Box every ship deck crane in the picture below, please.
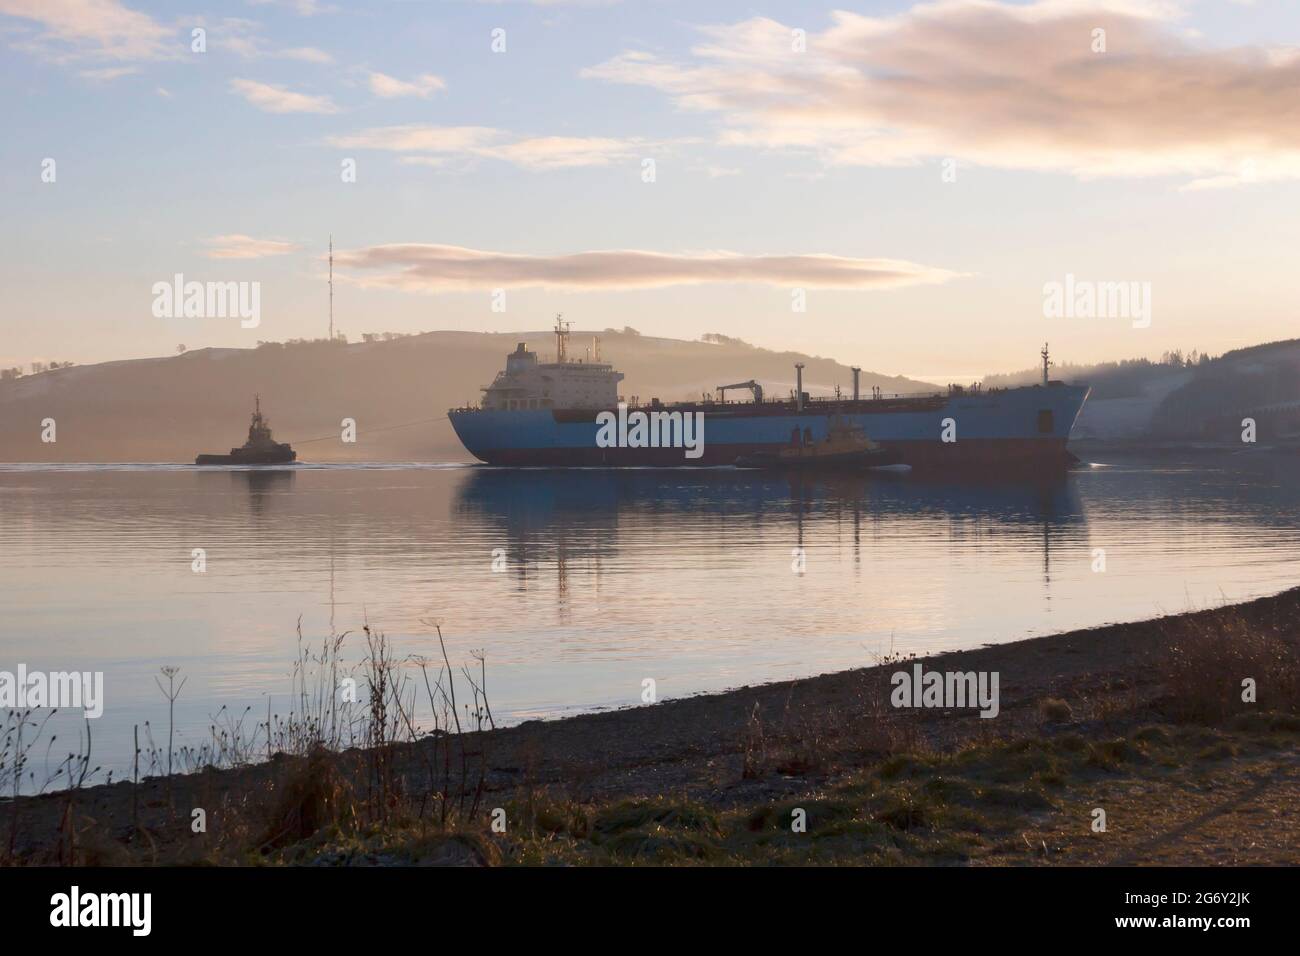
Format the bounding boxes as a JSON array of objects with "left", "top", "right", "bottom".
[{"left": 717, "top": 380, "right": 763, "bottom": 405}]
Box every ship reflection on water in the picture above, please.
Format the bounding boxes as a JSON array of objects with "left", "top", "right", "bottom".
[
  {"left": 233, "top": 467, "right": 295, "bottom": 515},
  {"left": 454, "top": 467, "right": 1086, "bottom": 593},
  {"left": 2, "top": 455, "right": 1298, "bottom": 781}
]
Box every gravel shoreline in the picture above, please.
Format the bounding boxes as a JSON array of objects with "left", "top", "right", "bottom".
[{"left": 5, "top": 585, "right": 1298, "bottom": 865}]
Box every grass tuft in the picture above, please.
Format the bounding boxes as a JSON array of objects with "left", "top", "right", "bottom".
[{"left": 1038, "top": 698, "right": 1073, "bottom": 723}]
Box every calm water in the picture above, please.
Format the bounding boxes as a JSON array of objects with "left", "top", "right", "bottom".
[{"left": 2, "top": 453, "right": 1298, "bottom": 785}]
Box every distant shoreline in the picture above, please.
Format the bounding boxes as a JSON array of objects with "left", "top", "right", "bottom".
[{"left": 1074, "top": 440, "right": 1299, "bottom": 455}]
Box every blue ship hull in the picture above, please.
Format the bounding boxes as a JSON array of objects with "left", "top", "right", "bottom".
[{"left": 448, "top": 384, "right": 1090, "bottom": 471}]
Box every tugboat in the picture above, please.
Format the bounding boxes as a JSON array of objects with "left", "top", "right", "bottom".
[
  {"left": 195, "top": 396, "right": 297, "bottom": 465},
  {"left": 734, "top": 415, "right": 894, "bottom": 469}
]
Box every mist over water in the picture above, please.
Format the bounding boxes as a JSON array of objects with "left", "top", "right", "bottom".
[{"left": 1, "top": 453, "right": 1298, "bottom": 785}]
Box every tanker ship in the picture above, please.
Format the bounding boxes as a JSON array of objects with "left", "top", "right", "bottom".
[{"left": 448, "top": 321, "right": 1089, "bottom": 470}]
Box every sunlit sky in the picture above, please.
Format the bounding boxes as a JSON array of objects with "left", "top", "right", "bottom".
[{"left": 3, "top": 0, "right": 1299, "bottom": 381}]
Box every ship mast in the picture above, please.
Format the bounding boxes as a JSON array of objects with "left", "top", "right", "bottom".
[
  {"left": 554, "top": 314, "right": 570, "bottom": 364},
  {"left": 328, "top": 235, "right": 334, "bottom": 342}
]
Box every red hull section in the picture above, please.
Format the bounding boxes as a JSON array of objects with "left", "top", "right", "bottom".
[{"left": 473, "top": 438, "right": 1072, "bottom": 470}]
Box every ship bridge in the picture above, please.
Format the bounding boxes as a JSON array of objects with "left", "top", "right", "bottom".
[{"left": 482, "top": 321, "right": 623, "bottom": 411}]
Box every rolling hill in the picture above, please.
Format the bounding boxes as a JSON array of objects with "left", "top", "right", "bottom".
[{"left": 0, "top": 330, "right": 936, "bottom": 462}]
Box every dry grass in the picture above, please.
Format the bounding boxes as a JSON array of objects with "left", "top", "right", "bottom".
[
  {"left": 257, "top": 747, "right": 352, "bottom": 851},
  {"left": 1, "top": 620, "right": 500, "bottom": 866},
  {"left": 1154, "top": 609, "right": 1300, "bottom": 723},
  {"left": 5, "top": 589, "right": 1300, "bottom": 866},
  {"left": 740, "top": 666, "right": 927, "bottom": 782},
  {"left": 1038, "top": 698, "right": 1073, "bottom": 723}
]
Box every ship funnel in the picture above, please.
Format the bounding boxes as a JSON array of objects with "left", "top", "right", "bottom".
[
  {"left": 851, "top": 366, "right": 861, "bottom": 401},
  {"left": 795, "top": 363, "right": 805, "bottom": 412}
]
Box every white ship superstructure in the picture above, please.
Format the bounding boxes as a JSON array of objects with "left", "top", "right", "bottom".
[{"left": 482, "top": 319, "right": 623, "bottom": 411}]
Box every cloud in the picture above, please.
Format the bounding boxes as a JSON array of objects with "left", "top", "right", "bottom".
[
  {"left": 216, "top": 18, "right": 333, "bottom": 63},
  {"left": 77, "top": 64, "right": 139, "bottom": 81},
  {"left": 279, "top": 46, "right": 332, "bottom": 63},
  {"left": 327, "top": 124, "right": 665, "bottom": 169},
  {"left": 582, "top": 0, "right": 1300, "bottom": 187},
  {"left": 332, "top": 243, "right": 963, "bottom": 292},
  {"left": 367, "top": 71, "right": 445, "bottom": 98},
  {"left": 473, "top": 0, "right": 621, "bottom": 5},
  {"left": 0, "top": 0, "right": 174, "bottom": 62},
  {"left": 203, "top": 235, "right": 301, "bottom": 259},
  {"left": 483, "top": 136, "right": 647, "bottom": 169},
  {"left": 246, "top": 0, "right": 330, "bottom": 15},
  {"left": 230, "top": 78, "right": 337, "bottom": 113},
  {"left": 330, "top": 124, "right": 498, "bottom": 151}
]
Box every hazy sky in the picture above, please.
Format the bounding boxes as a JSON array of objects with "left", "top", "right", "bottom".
[{"left": 3, "top": 0, "right": 1299, "bottom": 381}]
